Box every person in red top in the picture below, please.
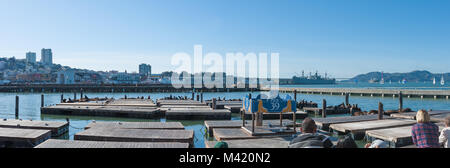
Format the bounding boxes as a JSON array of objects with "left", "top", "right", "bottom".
[{"left": 411, "top": 110, "right": 440, "bottom": 148}]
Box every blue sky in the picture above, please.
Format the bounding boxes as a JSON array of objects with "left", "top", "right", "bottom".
[{"left": 0, "top": 0, "right": 449, "bottom": 78}]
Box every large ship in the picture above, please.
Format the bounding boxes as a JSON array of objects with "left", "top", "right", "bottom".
[{"left": 280, "top": 71, "right": 336, "bottom": 85}]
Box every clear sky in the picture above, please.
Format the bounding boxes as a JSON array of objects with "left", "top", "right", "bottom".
[{"left": 0, "top": 0, "right": 449, "bottom": 78}]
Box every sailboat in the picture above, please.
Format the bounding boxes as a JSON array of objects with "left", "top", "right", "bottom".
[
  {"left": 380, "top": 72, "right": 385, "bottom": 85},
  {"left": 402, "top": 78, "right": 407, "bottom": 84},
  {"left": 433, "top": 77, "right": 436, "bottom": 85},
  {"left": 441, "top": 75, "right": 445, "bottom": 86}
]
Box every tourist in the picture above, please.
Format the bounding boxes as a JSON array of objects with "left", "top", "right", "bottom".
[
  {"left": 411, "top": 110, "right": 440, "bottom": 148},
  {"left": 288, "top": 117, "right": 333, "bottom": 148},
  {"left": 335, "top": 135, "right": 358, "bottom": 148},
  {"left": 439, "top": 116, "right": 450, "bottom": 148},
  {"left": 364, "top": 139, "right": 388, "bottom": 148}
]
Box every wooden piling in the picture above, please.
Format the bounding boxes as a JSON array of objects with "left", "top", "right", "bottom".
[
  {"left": 322, "top": 99, "right": 327, "bottom": 118},
  {"left": 41, "top": 94, "right": 44, "bottom": 107},
  {"left": 212, "top": 98, "right": 217, "bottom": 109},
  {"left": 74, "top": 92, "right": 77, "bottom": 100},
  {"left": 60, "top": 94, "right": 64, "bottom": 103},
  {"left": 378, "top": 102, "right": 384, "bottom": 120},
  {"left": 192, "top": 92, "right": 195, "bottom": 100},
  {"left": 399, "top": 91, "right": 403, "bottom": 113},
  {"left": 294, "top": 90, "right": 297, "bottom": 102},
  {"left": 196, "top": 94, "right": 200, "bottom": 101},
  {"left": 15, "top": 96, "right": 19, "bottom": 119},
  {"left": 200, "top": 92, "right": 203, "bottom": 103},
  {"left": 345, "top": 93, "right": 349, "bottom": 106},
  {"left": 80, "top": 89, "right": 83, "bottom": 100}
]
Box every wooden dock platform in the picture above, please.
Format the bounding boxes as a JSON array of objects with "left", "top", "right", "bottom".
[
  {"left": 303, "top": 107, "right": 350, "bottom": 115},
  {"left": 365, "top": 123, "right": 445, "bottom": 148},
  {"left": 157, "top": 100, "right": 206, "bottom": 106},
  {"left": 84, "top": 121, "right": 185, "bottom": 130},
  {"left": 430, "top": 113, "right": 450, "bottom": 122},
  {"left": 74, "top": 128, "right": 194, "bottom": 147},
  {"left": 391, "top": 110, "right": 450, "bottom": 120},
  {"left": 165, "top": 109, "right": 231, "bottom": 120},
  {"left": 0, "top": 127, "right": 51, "bottom": 148},
  {"left": 205, "top": 137, "right": 291, "bottom": 148},
  {"left": 204, "top": 120, "right": 298, "bottom": 136},
  {"left": 313, "top": 115, "right": 393, "bottom": 131},
  {"left": 243, "top": 111, "right": 307, "bottom": 120},
  {"left": 329, "top": 119, "right": 417, "bottom": 140},
  {"left": 0, "top": 119, "right": 68, "bottom": 137},
  {"left": 35, "top": 139, "right": 189, "bottom": 148},
  {"left": 41, "top": 105, "right": 162, "bottom": 119},
  {"left": 213, "top": 128, "right": 255, "bottom": 141},
  {"left": 224, "top": 105, "right": 243, "bottom": 113}
]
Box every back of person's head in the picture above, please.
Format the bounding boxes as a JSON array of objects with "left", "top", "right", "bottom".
[
  {"left": 416, "top": 110, "right": 430, "bottom": 123},
  {"left": 445, "top": 116, "right": 450, "bottom": 127},
  {"left": 368, "top": 139, "right": 388, "bottom": 148},
  {"left": 335, "top": 135, "right": 358, "bottom": 148},
  {"left": 301, "top": 117, "right": 317, "bottom": 133}
]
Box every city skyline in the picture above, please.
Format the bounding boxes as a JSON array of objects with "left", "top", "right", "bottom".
[{"left": 1, "top": 0, "right": 450, "bottom": 78}]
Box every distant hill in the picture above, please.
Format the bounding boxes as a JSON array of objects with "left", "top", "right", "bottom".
[{"left": 346, "top": 70, "right": 449, "bottom": 83}]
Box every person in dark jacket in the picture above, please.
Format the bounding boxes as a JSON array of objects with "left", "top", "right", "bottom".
[{"left": 289, "top": 117, "right": 333, "bottom": 148}]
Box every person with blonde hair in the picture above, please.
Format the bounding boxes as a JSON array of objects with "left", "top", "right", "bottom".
[{"left": 411, "top": 110, "right": 440, "bottom": 148}]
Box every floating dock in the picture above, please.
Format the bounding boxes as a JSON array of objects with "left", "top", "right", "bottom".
[
  {"left": 42, "top": 99, "right": 162, "bottom": 119},
  {"left": 84, "top": 121, "right": 185, "bottom": 130},
  {"left": 35, "top": 139, "right": 189, "bottom": 148},
  {"left": 365, "top": 123, "right": 445, "bottom": 148},
  {"left": 205, "top": 137, "right": 291, "bottom": 148},
  {"left": 313, "top": 115, "right": 393, "bottom": 131},
  {"left": 74, "top": 128, "right": 194, "bottom": 147},
  {"left": 204, "top": 120, "right": 298, "bottom": 136},
  {"left": 329, "top": 119, "right": 417, "bottom": 140},
  {"left": 303, "top": 107, "right": 350, "bottom": 115},
  {"left": 165, "top": 109, "right": 231, "bottom": 120},
  {"left": 0, "top": 127, "right": 51, "bottom": 148},
  {"left": 42, "top": 105, "right": 162, "bottom": 119},
  {"left": 0, "top": 119, "right": 68, "bottom": 137},
  {"left": 157, "top": 100, "right": 206, "bottom": 106},
  {"left": 391, "top": 110, "right": 450, "bottom": 120}
]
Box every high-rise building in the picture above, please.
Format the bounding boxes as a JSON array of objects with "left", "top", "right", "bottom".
[
  {"left": 139, "top": 64, "right": 152, "bottom": 76},
  {"left": 41, "top": 48, "right": 53, "bottom": 65},
  {"left": 26, "top": 52, "right": 36, "bottom": 63}
]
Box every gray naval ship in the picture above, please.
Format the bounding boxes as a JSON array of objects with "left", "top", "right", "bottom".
[{"left": 280, "top": 71, "right": 336, "bottom": 85}]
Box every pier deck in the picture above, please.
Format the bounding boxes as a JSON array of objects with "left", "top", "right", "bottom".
[
  {"left": 74, "top": 128, "right": 194, "bottom": 147},
  {"left": 205, "top": 137, "right": 291, "bottom": 148},
  {"left": 270, "top": 88, "right": 450, "bottom": 99},
  {"left": 365, "top": 123, "right": 445, "bottom": 148},
  {"left": 329, "top": 119, "right": 417, "bottom": 140},
  {"left": 313, "top": 115, "right": 393, "bottom": 131},
  {"left": 0, "top": 127, "right": 51, "bottom": 148},
  {"left": 0, "top": 119, "right": 68, "bottom": 137},
  {"left": 35, "top": 139, "right": 189, "bottom": 148},
  {"left": 84, "top": 121, "right": 185, "bottom": 130},
  {"left": 390, "top": 110, "right": 450, "bottom": 120},
  {"left": 165, "top": 109, "right": 231, "bottom": 120}
]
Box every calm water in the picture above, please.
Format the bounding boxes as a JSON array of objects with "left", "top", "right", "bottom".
[{"left": 0, "top": 85, "right": 449, "bottom": 148}]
